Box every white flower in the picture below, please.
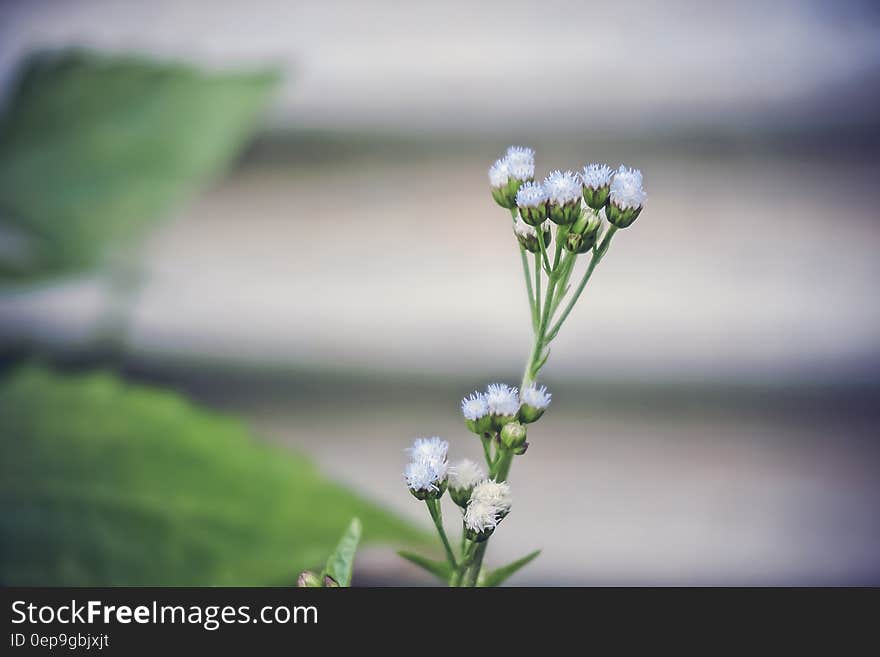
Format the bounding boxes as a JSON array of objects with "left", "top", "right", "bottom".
[
  {"left": 404, "top": 459, "right": 448, "bottom": 492},
  {"left": 543, "top": 170, "right": 582, "bottom": 205},
  {"left": 448, "top": 459, "right": 485, "bottom": 492},
  {"left": 515, "top": 181, "right": 547, "bottom": 208},
  {"left": 464, "top": 499, "right": 500, "bottom": 533},
  {"left": 460, "top": 392, "right": 489, "bottom": 421},
  {"left": 488, "top": 158, "right": 510, "bottom": 188},
  {"left": 471, "top": 479, "right": 512, "bottom": 514},
  {"left": 407, "top": 436, "right": 449, "bottom": 467},
  {"left": 610, "top": 165, "right": 646, "bottom": 209},
  {"left": 581, "top": 163, "right": 613, "bottom": 189},
  {"left": 506, "top": 145, "right": 535, "bottom": 166},
  {"left": 521, "top": 384, "right": 552, "bottom": 410},
  {"left": 485, "top": 383, "right": 520, "bottom": 416}
]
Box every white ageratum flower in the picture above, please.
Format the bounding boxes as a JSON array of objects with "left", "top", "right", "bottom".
[
  {"left": 506, "top": 145, "right": 535, "bottom": 165},
  {"left": 404, "top": 436, "right": 449, "bottom": 498},
  {"left": 488, "top": 157, "right": 511, "bottom": 188},
  {"left": 460, "top": 392, "right": 489, "bottom": 422},
  {"left": 449, "top": 459, "right": 485, "bottom": 492},
  {"left": 521, "top": 384, "right": 552, "bottom": 409},
  {"left": 471, "top": 479, "right": 513, "bottom": 515},
  {"left": 543, "top": 170, "right": 582, "bottom": 205},
  {"left": 464, "top": 499, "right": 500, "bottom": 534},
  {"left": 609, "top": 165, "right": 646, "bottom": 210},
  {"left": 515, "top": 181, "right": 547, "bottom": 209},
  {"left": 407, "top": 436, "right": 449, "bottom": 467},
  {"left": 581, "top": 163, "right": 613, "bottom": 190},
  {"left": 485, "top": 383, "right": 520, "bottom": 419},
  {"left": 404, "top": 459, "right": 447, "bottom": 493}
]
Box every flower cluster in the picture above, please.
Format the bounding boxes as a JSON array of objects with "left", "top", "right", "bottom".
[
  {"left": 490, "top": 147, "right": 647, "bottom": 249},
  {"left": 404, "top": 436, "right": 449, "bottom": 500},
  {"left": 399, "top": 144, "right": 646, "bottom": 586}
]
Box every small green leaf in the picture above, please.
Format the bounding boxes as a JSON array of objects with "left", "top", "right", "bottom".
[
  {"left": 322, "top": 518, "right": 362, "bottom": 587},
  {"left": 397, "top": 550, "right": 453, "bottom": 583},
  {"left": 481, "top": 549, "right": 541, "bottom": 587}
]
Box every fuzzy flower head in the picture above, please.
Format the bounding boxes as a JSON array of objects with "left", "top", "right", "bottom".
[
  {"left": 506, "top": 145, "right": 535, "bottom": 166},
  {"left": 404, "top": 436, "right": 449, "bottom": 499},
  {"left": 407, "top": 436, "right": 449, "bottom": 467},
  {"left": 449, "top": 459, "right": 486, "bottom": 492},
  {"left": 521, "top": 384, "right": 552, "bottom": 409},
  {"left": 581, "top": 163, "right": 614, "bottom": 190},
  {"left": 543, "top": 170, "right": 582, "bottom": 205},
  {"left": 543, "top": 170, "right": 583, "bottom": 225},
  {"left": 471, "top": 479, "right": 513, "bottom": 515},
  {"left": 464, "top": 499, "right": 500, "bottom": 535},
  {"left": 448, "top": 458, "right": 486, "bottom": 508},
  {"left": 461, "top": 391, "right": 491, "bottom": 434},
  {"left": 520, "top": 383, "right": 551, "bottom": 423},
  {"left": 488, "top": 158, "right": 511, "bottom": 188},
  {"left": 484, "top": 383, "right": 520, "bottom": 421},
  {"left": 610, "top": 165, "right": 647, "bottom": 210},
  {"left": 515, "top": 181, "right": 547, "bottom": 209}
]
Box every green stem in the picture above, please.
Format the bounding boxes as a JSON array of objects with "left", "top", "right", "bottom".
[
  {"left": 480, "top": 433, "right": 493, "bottom": 468},
  {"left": 462, "top": 541, "right": 488, "bottom": 587},
  {"left": 536, "top": 228, "right": 552, "bottom": 273},
  {"left": 534, "top": 251, "right": 541, "bottom": 333},
  {"left": 546, "top": 226, "right": 617, "bottom": 342},
  {"left": 426, "top": 499, "right": 457, "bottom": 569}
]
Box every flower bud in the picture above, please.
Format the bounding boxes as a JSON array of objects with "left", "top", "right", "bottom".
[
  {"left": 543, "top": 170, "right": 582, "bottom": 226},
  {"left": 607, "top": 165, "right": 646, "bottom": 228},
  {"left": 500, "top": 421, "right": 527, "bottom": 449},
  {"left": 514, "top": 217, "right": 551, "bottom": 254},
  {"left": 297, "top": 570, "right": 322, "bottom": 588},
  {"left": 489, "top": 158, "right": 517, "bottom": 209},
  {"left": 323, "top": 575, "right": 340, "bottom": 587},
  {"left": 565, "top": 212, "right": 602, "bottom": 253},
  {"left": 513, "top": 442, "right": 529, "bottom": 455},
  {"left": 581, "top": 163, "right": 613, "bottom": 210}
]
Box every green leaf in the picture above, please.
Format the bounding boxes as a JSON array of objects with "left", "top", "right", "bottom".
[
  {"left": 0, "top": 50, "right": 278, "bottom": 281},
  {"left": 0, "top": 366, "right": 427, "bottom": 585},
  {"left": 481, "top": 550, "right": 541, "bottom": 587},
  {"left": 322, "top": 518, "right": 362, "bottom": 587},
  {"left": 397, "top": 550, "right": 453, "bottom": 583}
]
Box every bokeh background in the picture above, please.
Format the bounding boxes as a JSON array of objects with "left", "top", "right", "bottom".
[{"left": 1, "top": 0, "right": 879, "bottom": 585}]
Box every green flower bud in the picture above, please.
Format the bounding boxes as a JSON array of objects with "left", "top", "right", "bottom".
[
  {"left": 583, "top": 184, "right": 610, "bottom": 211},
  {"left": 297, "top": 570, "right": 323, "bottom": 588},
  {"left": 491, "top": 413, "right": 517, "bottom": 431},
  {"left": 465, "top": 525, "right": 495, "bottom": 543},
  {"left": 548, "top": 200, "right": 581, "bottom": 226},
  {"left": 605, "top": 201, "right": 642, "bottom": 228},
  {"left": 465, "top": 414, "right": 492, "bottom": 435},
  {"left": 500, "top": 421, "right": 527, "bottom": 449},
  {"left": 514, "top": 219, "right": 551, "bottom": 254},
  {"left": 513, "top": 441, "right": 529, "bottom": 455},
  {"left": 409, "top": 478, "right": 447, "bottom": 501}
]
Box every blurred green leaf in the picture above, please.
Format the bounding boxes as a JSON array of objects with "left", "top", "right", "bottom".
[
  {"left": 397, "top": 550, "right": 452, "bottom": 583},
  {"left": 481, "top": 549, "right": 541, "bottom": 587},
  {"left": 0, "top": 50, "right": 278, "bottom": 281},
  {"left": 0, "top": 366, "right": 425, "bottom": 585},
  {"left": 322, "top": 518, "right": 361, "bottom": 587}
]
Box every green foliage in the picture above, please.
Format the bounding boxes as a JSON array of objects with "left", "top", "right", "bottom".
[
  {"left": 481, "top": 550, "right": 541, "bottom": 587},
  {"left": 322, "top": 518, "right": 361, "bottom": 586},
  {"left": 0, "top": 366, "right": 425, "bottom": 585},
  {"left": 0, "top": 50, "right": 278, "bottom": 281},
  {"left": 397, "top": 550, "right": 453, "bottom": 583}
]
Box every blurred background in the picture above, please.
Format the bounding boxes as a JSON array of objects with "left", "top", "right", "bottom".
[{"left": 1, "top": 0, "right": 879, "bottom": 585}]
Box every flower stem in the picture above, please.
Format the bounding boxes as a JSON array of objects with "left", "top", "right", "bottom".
[{"left": 425, "top": 499, "right": 457, "bottom": 570}]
